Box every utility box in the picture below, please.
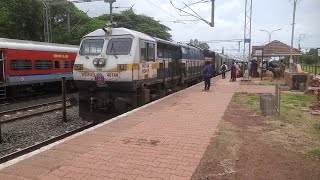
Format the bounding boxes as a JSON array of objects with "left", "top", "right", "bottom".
[
  {"left": 260, "top": 93, "right": 276, "bottom": 116},
  {"left": 284, "top": 71, "right": 311, "bottom": 91}
]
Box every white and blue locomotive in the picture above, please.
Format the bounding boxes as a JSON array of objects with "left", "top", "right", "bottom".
[{"left": 73, "top": 27, "right": 233, "bottom": 122}]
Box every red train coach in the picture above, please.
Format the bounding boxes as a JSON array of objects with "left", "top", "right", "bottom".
[{"left": 0, "top": 38, "right": 79, "bottom": 99}]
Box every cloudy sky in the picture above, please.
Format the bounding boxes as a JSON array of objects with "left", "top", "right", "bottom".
[{"left": 72, "top": 0, "right": 320, "bottom": 59}]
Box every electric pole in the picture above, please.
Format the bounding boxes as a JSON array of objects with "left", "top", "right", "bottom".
[
  {"left": 210, "top": 0, "right": 215, "bottom": 27},
  {"left": 67, "top": 7, "right": 71, "bottom": 32},
  {"left": 298, "top": 34, "right": 306, "bottom": 52},
  {"left": 289, "top": 0, "right": 298, "bottom": 72},
  {"left": 43, "top": 1, "right": 52, "bottom": 43},
  {"left": 242, "top": 0, "right": 252, "bottom": 80}
]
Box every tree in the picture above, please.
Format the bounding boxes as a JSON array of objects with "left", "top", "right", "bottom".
[
  {"left": 300, "top": 48, "right": 318, "bottom": 65},
  {"left": 188, "top": 39, "right": 210, "bottom": 50},
  {"left": 49, "top": 1, "right": 105, "bottom": 45},
  {"left": 96, "top": 10, "right": 172, "bottom": 40},
  {"left": 0, "top": 1, "right": 172, "bottom": 44},
  {"left": 0, "top": 0, "right": 43, "bottom": 41}
]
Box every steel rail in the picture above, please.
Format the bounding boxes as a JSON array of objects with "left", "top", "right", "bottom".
[{"left": 0, "top": 99, "right": 69, "bottom": 116}]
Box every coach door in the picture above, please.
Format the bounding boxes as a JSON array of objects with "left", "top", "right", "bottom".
[{"left": 0, "top": 51, "right": 5, "bottom": 84}]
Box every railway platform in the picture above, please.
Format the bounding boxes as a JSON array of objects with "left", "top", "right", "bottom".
[{"left": 0, "top": 75, "right": 274, "bottom": 180}]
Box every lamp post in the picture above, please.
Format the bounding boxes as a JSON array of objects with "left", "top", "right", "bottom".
[{"left": 260, "top": 28, "right": 282, "bottom": 43}]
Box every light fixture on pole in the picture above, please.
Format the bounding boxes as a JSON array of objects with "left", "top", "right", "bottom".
[{"left": 260, "top": 28, "right": 282, "bottom": 43}]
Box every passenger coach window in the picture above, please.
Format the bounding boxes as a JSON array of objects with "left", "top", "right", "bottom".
[
  {"left": 106, "top": 38, "right": 132, "bottom": 55},
  {"left": 55, "top": 61, "right": 60, "bottom": 69},
  {"left": 64, "top": 61, "right": 69, "bottom": 69},
  {"left": 35, "top": 60, "right": 52, "bottom": 70},
  {"left": 80, "top": 39, "right": 104, "bottom": 55},
  {"left": 10, "top": 60, "right": 32, "bottom": 70}
]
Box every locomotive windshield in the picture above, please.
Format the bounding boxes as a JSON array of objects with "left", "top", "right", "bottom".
[
  {"left": 79, "top": 39, "right": 104, "bottom": 55},
  {"left": 106, "top": 38, "right": 132, "bottom": 55}
]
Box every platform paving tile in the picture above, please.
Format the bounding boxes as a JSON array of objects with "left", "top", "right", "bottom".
[{"left": 0, "top": 76, "right": 274, "bottom": 180}]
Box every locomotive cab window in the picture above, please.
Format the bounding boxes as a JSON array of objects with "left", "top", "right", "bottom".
[
  {"left": 10, "top": 60, "right": 32, "bottom": 70},
  {"left": 106, "top": 38, "right": 132, "bottom": 55},
  {"left": 0, "top": 51, "right": 3, "bottom": 60},
  {"left": 80, "top": 39, "right": 104, "bottom": 56},
  {"left": 147, "top": 44, "right": 155, "bottom": 61},
  {"left": 35, "top": 60, "right": 52, "bottom": 70},
  {"left": 140, "top": 41, "right": 155, "bottom": 62}
]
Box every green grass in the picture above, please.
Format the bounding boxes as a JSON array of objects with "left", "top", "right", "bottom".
[
  {"left": 232, "top": 92, "right": 241, "bottom": 102},
  {"left": 280, "top": 93, "right": 318, "bottom": 122},
  {"left": 308, "top": 148, "right": 320, "bottom": 157},
  {"left": 245, "top": 94, "right": 259, "bottom": 105}
]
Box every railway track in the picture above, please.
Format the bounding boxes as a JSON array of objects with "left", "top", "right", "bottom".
[
  {"left": 0, "top": 123, "right": 94, "bottom": 164},
  {"left": 0, "top": 100, "right": 71, "bottom": 124}
]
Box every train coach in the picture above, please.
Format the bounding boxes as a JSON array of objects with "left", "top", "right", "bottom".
[
  {"left": 0, "top": 38, "right": 79, "bottom": 99},
  {"left": 203, "top": 49, "right": 235, "bottom": 77}
]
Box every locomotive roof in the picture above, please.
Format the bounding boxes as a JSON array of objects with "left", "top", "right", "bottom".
[
  {"left": 0, "top": 38, "right": 79, "bottom": 53},
  {"left": 153, "top": 37, "right": 179, "bottom": 47},
  {"left": 84, "top": 28, "right": 155, "bottom": 42}
]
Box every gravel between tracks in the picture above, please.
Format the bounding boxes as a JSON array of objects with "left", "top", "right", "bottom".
[
  {"left": 0, "top": 94, "right": 88, "bottom": 158},
  {"left": 0, "top": 93, "right": 78, "bottom": 112}
]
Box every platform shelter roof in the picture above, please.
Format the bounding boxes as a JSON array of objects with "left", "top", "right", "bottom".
[{"left": 252, "top": 40, "right": 302, "bottom": 57}]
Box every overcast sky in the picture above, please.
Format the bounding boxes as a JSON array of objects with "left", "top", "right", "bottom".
[{"left": 73, "top": 0, "right": 320, "bottom": 58}]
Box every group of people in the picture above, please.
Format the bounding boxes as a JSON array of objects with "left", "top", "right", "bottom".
[
  {"left": 221, "top": 62, "right": 238, "bottom": 81},
  {"left": 202, "top": 61, "right": 238, "bottom": 91}
]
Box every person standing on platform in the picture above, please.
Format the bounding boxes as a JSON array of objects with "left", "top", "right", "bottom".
[
  {"left": 203, "top": 61, "right": 212, "bottom": 90},
  {"left": 221, "top": 62, "right": 227, "bottom": 79},
  {"left": 248, "top": 60, "right": 252, "bottom": 77},
  {"left": 230, "top": 62, "right": 237, "bottom": 82}
]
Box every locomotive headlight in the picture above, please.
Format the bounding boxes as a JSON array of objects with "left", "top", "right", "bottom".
[
  {"left": 98, "top": 59, "right": 106, "bottom": 66},
  {"left": 93, "top": 59, "right": 99, "bottom": 66}
]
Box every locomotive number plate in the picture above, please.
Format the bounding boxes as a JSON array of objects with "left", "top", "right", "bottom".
[{"left": 106, "top": 72, "right": 119, "bottom": 78}]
